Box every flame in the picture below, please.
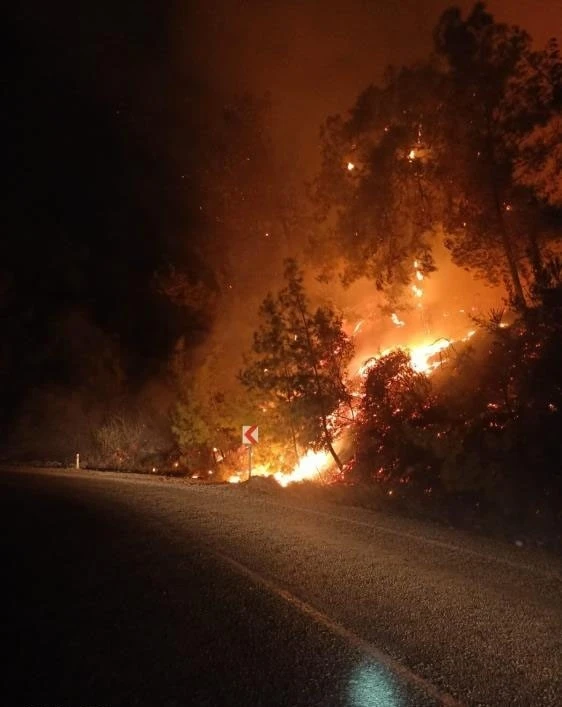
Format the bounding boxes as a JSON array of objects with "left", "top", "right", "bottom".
[
  {"left": 357, "top": 330, "right": 475, "bottom": 377},
  {"left": 412, "top": 261, "right": 424, "bottom": 294},
  {"left": 228, "top": 326, "right": 477, "bottom": 488},
  {"left": 224, "top": 248, "right": 482, "bottom": 491},
  {"left": 274, "top": 448, "right": 333, "bottom": 487},
  {"left": 408, "top": 338, "right": 451, "bottom": 373},
  {"left": 347, "top": 161, "right": 355, "bottom": 171}
]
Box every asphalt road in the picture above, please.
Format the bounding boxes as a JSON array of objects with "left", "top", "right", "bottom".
[{"left": 1, "top": 468, "right": 561, "bottom": 707}]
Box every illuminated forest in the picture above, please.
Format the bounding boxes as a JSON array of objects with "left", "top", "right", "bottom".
[{"left": 4, "top": 2, "right": 561, "bottom": 539}]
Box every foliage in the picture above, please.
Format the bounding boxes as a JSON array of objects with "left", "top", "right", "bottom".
[
  {"left": 353, "top": 297, "right": 562, "bottom": 527},
  {"left": 171, "top": 363, "right": 257, "bottom": 476},
  {"left": 312, "top": 3, "right": 562, "bottom": 310},
  {"left": 432, "top": 3, "right": 562, "bottom": 306},
  {"left": 93, "top": 415, "right": 145, "bottom": 469},
  {"left": 514, "top": 113, "right": 562, "bottom": 207},
  {"left": 311, "top": 64, "right": 442, "bottom": 298},
  {"left": 240, "top": 259, "right": 354, "bottom": 470},
  {"left": 355, "top": 351, "right": 438, "bottom": 487}
]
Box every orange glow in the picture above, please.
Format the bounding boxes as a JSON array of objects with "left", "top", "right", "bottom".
[
  {"left": 227, "top": 248, "right": 485, "bottom": 491},
  {"left": 347, "top": 161, "right": 355, "bottom": 171},
  {"left": 353, "top": 319, "right": 364, "bottom": 335},
  {"left": 274, "top": 448, "right": 333, "bottom": 487},
  {"left": 408, "top": 338, "right": 451, "bottom": 373}
]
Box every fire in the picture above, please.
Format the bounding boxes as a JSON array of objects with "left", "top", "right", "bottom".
[
  {"left": 227, "top": 326, "right": 477, "bottom": 488},
  {"left": 225, "top": 450, "right": 334, "bottom": 487},
  {"left": 225, "top": 250, "right": 485, "bottom": 491},
  {"left": 412, "top": 260, "right": 424, "bottom": 297},
  {"left": 357, "top": 333, "right": 472, "bottom": 377},
  {"left": 274, "top": 448, "right": 333, "bottom": 487},
  {"left": 408, "top": 338, "right": 452, "bottom": 373}
]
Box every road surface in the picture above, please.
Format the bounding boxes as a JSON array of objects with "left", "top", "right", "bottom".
[{"left": 1, "top": 468, "right": 561, "bottom": 706}]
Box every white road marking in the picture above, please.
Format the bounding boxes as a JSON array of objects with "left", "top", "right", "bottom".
[{"left": 213, "top": 548, "right": 465, "bottom": 707}]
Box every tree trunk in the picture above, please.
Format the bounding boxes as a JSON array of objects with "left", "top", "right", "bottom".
[
  {"left": 485, "top": 110, "right": 527, "bottom": 311},
  {"left": 527, "top": 227, "right": 546, "bottom": 288},
  {"left": 294, "top": 291, "right": 345, "bottom": 473},
  {"left": 282, "top": 361, "right": 301, "bottom": 466},
  {"left": 496, "top": 203, "right": 527, "bottom": 311},
  {"left": 289, "top": 420, "right": 300, "bottom": 466},
  {"left": 322, "top": 420, "right": 345, "bottom": 473}
]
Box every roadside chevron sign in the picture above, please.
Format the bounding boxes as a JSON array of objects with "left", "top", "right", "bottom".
[{"left": 242, "top": 425, "right": 259, "bottom": 445}]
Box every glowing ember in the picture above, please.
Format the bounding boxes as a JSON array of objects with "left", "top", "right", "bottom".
[
  {"left": 347, "top": 161, "right": 355, "bottom": 171},
  {"left": 353, "top": 319, "right": 364, "bottom": 336},
  {"left": 412, "top": 261, "right": 424, "bottom": 296},
  {"left": 408, "top": 149, "right": 416, "bottom": 160},
  {"left": 227, "top": 475, "right": 241, "bottom": 484},
  {"left": 391, "top": 312, "right": 405, "bottom": 327}
]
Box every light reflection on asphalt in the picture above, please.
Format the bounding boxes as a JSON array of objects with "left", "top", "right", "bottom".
[
  {"left": 348, "top": 662, "right": 404, "bottom": 707},
  {"left": 347, "top": 660, "right": 441, "bottom": 707}
]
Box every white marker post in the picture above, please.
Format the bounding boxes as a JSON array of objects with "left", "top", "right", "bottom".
[
  {"left": 242, "top": 425, "right": 258, "bottom": 481},
  {"left": 76, "top": 453, "right": 80, "bottom": 470},
  {"left": 248, "top": 444, "right": 252, "bottom": 481}
]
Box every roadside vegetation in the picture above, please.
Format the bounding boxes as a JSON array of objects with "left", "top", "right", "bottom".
[{"left": 2, "top": 4, "right": 561, "bottom": 546}]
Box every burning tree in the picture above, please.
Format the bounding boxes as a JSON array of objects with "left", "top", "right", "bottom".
[
  {"left": 312, "top": 3, "right": 562, "bottom": 310},
  {"left": 240, "top": 259, "right": 354, "bottom": 471},
  {"left": 311, "top": 63, "right": 441, "bottom": 299}
]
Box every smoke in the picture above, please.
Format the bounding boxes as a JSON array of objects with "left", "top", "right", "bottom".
[
  {"left": 176, "top": 0, "right": 561, "bottom": 173},
  {"left": 171, "top": 0, "right": 559, "bottom": 402}
]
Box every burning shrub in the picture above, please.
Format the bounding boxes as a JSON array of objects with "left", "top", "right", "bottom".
[{"left": 355, "top": 350, "right": 440, "bottom": 489}]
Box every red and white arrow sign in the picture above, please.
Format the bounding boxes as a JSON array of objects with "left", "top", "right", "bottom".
[{"left": 242, "top": 425, "right": 259, "bottom": 445}]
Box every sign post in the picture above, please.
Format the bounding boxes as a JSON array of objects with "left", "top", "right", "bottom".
[{"left": 242, "top": 425, "right": 258, "bottom": 481}]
